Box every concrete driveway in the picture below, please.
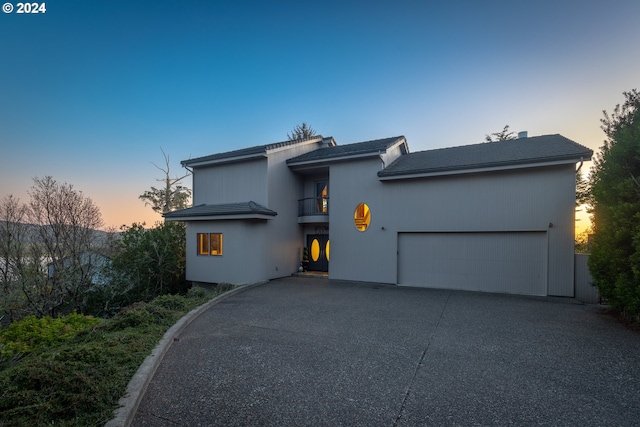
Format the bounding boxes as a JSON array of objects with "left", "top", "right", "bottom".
[{"left": 131, "top": 277, "right": 639, "bottom": 426}]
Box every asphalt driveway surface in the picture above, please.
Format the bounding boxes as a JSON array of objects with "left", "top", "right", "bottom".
[{"left": 132, "top": 277, "right": 639, "bottom": 426}]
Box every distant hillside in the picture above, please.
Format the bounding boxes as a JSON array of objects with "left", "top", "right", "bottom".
[{"left": 1, "top": 222, "right": 118, "bottom": 254}]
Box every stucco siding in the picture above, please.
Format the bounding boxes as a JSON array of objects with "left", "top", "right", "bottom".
[
  {"left": 329, "top": 158, "right": 576, "bottom": 296},
  {"left": 192, "top": 159, "right": 268, "bottom": 206},
  {"left": 265, "top": 147, "right": 307, "bottom": 277},
  {"left": 184, "top": 139, "right": 323, "bottom": 285},
  {"left": 329, "top": 158, "right": 395, "bottom": 284},
  {"left": 185, "top": 221, "right": 270, "bottom": 285}
]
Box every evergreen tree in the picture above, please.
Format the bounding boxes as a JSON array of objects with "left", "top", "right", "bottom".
[
  {"left": 588, "top": 89, "right": 640, "bottom": 320},
  {"left": 287, "top": 122, "right": 317, "bottom": 141}
]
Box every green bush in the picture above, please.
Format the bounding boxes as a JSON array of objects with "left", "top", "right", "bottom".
[
  {"left": 106, "top": 302, "right": 173, "bottom": 331},
  {"left": 150, "top": 294, "right": 188, "bottom": 311},
  {"left": 0, "top": 313, "right": 99, "bottom": 361},
  {"left": 186, "top": 286, "right": 207, "bottom": 299},
  {"left": 0, "top": 286, "right": 224, "bottom": 426}
]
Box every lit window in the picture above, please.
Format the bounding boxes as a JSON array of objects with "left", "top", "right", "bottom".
[
  {"left": 197, "top": 233, "right": 209, "bottom": 255},
  {"left": 311, "top": 238, "right": 320, "bottom": 262},
  {"left": 210, "top": 233, "right": 223, "bottom": 255},
  {"left": 197, "top": 233, "right": 223, "bottom": 256},
  {"left": 354, "top": 203, "right": 370, "bottom": 231},
  {"left": 316, "top": 182, "right": 328, "bottom": 213}
]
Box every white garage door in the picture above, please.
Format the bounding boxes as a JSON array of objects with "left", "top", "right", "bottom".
[{"left": 397, "top": 232, "right": 547, "bottom": 296}]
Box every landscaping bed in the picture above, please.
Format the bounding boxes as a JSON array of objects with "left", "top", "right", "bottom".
[{"left": 0, "top": 287, "right": 226, "bottom": 427}]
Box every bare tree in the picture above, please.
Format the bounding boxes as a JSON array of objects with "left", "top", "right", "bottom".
[
  {"left": 0, "top": 195, "right": 29, "bottom": 321},
  {"left": 139, "top": 148, "right": 192, "bottom": 214},
  {"left": 287, "top": 122, "right": 318, "bottom": 141},
  {"left": 26, "top": 176, "right": 104, "bottom": 316}
]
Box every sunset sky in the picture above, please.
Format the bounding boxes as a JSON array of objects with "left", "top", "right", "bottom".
[{"left": 1, "top": 0, "right": 638, "bottom": 231}]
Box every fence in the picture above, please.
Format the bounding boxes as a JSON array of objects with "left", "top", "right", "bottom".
[{"left": 575, "top": 253, "right": 600, "bottom": 304}]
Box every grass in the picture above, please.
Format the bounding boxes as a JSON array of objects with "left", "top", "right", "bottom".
[{"left": 0, "top": 285, "right": 233, "bottom": 427}]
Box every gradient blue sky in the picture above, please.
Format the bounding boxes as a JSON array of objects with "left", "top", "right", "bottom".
[{"left": 1, "top": 0, "right": 638, "bottom": 229}]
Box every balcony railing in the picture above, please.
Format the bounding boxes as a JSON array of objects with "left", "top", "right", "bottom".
[{"left": 298, "top": 197, "right": 329, "bottom": 217}]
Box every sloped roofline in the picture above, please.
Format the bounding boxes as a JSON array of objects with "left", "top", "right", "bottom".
[
  {"left": 182, "top": 136, "right": 331, "bottom": 168},
  {"left": 378, "top": 134, "right": 593, "bottom": 180},
  {"left": 163, "top": 201, "right": 277, "bottom": 221},
  {"left": 286, "top": 136, "right": 408, "bottom": 168}
]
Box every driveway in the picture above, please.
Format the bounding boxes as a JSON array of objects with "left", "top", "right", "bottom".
[{"left": 131, "top": 277, "right": 639, "bottom": 426}]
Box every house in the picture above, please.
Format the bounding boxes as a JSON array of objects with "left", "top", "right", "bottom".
[
  {"left": 47, "top": 251, "right": 112, "bottom": 287},
  {"left": 164, "top": 133, "right": 593, "bottom": 297}
]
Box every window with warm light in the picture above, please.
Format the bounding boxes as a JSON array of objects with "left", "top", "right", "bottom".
[
  {"left": 197, "top": 233, "right": 223, "bottom": 255},
  {"left": 354, "top": 203, "right": 370, "bottom": 231},
  {"left": 316, "top": 182, "right": 328, "bottom": 213}
]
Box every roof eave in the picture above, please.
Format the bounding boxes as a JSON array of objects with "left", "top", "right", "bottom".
[
  {"left": 378, "top": 156, "right": 591, "bottom": 181},
  {"left": 164, "top": 213, "right": 276, "bottom": 221},
  {"left": 182, "top": 137, "right": 326, "bottom": 168},
  {"left": 288, "top": 151, "right": 383, "bottom": 169},
  {"left": 182, "top": 152, "right": 267, "bottom": 168}
]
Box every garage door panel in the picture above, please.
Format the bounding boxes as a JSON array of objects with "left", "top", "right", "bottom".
[{"left": 398, "top": 232, "right": 547, "bottom": 296}]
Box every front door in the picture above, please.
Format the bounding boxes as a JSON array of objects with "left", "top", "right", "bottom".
[{"left": 307, "top": 234, "right": 329, "bottom": 272}]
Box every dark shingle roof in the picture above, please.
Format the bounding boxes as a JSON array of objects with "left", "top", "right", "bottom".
[
  {"left": 163, "top": 201, "right": 277, "bottom": 219},
  {"left": 183, "top": 136, "right": 325, "bottom": 167},
  {"left": 378, "top": 134, "right": 593, "bottom": 178},
  {"left": 287, "top": 136, "right": 406, "bottom": 165}
]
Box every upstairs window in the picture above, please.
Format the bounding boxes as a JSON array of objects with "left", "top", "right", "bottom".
[
  {"left": 316, "top": 181, "right": 328, "bottom": 213},
  {"left": 354, "top": 203, "right": 371, "bottom": 232},
  {"left": 197, "top": 233, "right": 223, "bottom": 256}
]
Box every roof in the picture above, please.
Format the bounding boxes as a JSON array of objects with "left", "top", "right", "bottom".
[
  {"left": 287, "top": 136, "right": 407, "bottom": 165},
  {"left": 378, "top": 134, "right": 593, "bottom": 179},
  {"left": 182, "top": 136, "right": 330, "bottom": 167},
  {"left": 163, "top": 201, "right": 277, "bottom": 221}
]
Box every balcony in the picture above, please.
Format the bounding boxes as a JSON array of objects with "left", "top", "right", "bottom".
[{"left": 298, "top": 197, "right": 329, "bottom": 223}]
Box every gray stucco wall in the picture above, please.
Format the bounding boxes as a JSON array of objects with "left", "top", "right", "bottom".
[
  {"left": 328, "top": 158, "right": 577, "bottom": 296},
  {"left": 265, "top": 146, "right": 308, "bottom": 278},
  {"left": 185, "top": 139, "right": 322, "bottom": 285},
  {"left": 192, "top": 158, "right": 269, "bottom": 206},
  {"left": 186, "top": 220, "right": 269, "bottom": 285}
]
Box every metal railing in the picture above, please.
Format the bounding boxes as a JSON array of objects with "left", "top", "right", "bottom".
[{"left": 298, "top": 197, "right": 329, "bottom": 216}]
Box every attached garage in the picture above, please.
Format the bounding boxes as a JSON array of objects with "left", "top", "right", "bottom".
[{"left": 397, "top": 232, "right": 548, "bottom": 296}]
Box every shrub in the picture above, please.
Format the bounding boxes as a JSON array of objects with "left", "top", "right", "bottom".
[
  {"left": 589, "top": 89, "right": 640, "bottom": 321},
  {"left": 0, "top": 283, "right": 228, "bottom": 426},
  {"left": 150, "top": 294, "right": 188, "bottom": 311},
  {"left": 106, "top": 302, "right": 168, "bottom": 331},
  {"left": 186, "top": 286, "right": 207, "bottom": 299},
  {"left": 0, "top": 313, "right": 99, "bottom": 362}
]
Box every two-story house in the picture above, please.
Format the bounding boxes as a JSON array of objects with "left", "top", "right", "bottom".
[{"left": 164, "top": 133, "right": 592, "bottom": 297}]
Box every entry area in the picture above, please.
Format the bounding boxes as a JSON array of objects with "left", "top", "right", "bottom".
[
  {"left": 307, "top": 234, "right": 329, "bottom": 272},
  {"left": 397, "top": 231, "right": 547, "bottom": 296}
]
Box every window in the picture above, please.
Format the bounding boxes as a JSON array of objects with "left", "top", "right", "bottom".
[
  {"left": 197, "top": 233, "right": 209, "bottom": 255},
  {"left": 197, "top": 233, "right": 223, "bottom": 256},
  {"left": 316, "top": 181, "right": 328, "bottom": 213},
  {"left": 354, "top": 203, "right": 371, "bottom": 231}
]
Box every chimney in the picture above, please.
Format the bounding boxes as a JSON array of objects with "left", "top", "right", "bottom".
[{"left": 518, "top": 131, "right": 528, "bottom": 139}]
